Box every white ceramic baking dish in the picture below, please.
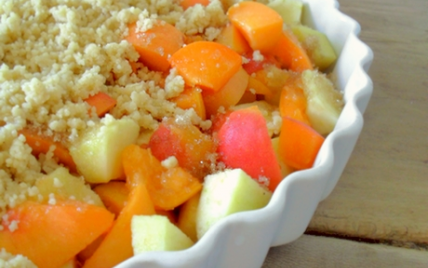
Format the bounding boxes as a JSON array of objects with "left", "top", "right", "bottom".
[{"left": 117, "top": 0, "right": 374, "bottom": 267}]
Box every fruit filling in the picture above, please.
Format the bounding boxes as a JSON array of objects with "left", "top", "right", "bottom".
[{"left": 0, "top": 0, "right": 343, "bottom": 267}]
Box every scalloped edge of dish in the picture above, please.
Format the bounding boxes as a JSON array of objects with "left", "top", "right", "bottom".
[{"left": 117, "top": 1, "right": 374, "bottom": 267}]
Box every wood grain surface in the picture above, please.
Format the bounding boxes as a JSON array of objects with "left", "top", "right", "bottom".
[{"left": 264, "top": 0, "right": 428, "bottom": 266}]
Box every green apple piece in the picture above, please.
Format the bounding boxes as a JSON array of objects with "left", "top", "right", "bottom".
[
  {"left": 70, "top": 116, "right": 139, "bottom": 183},
  {"left": 131, "top": 215, "right": 194, "bottom": 254},
  {"left": 36, "top": 167, "right": 104, "bottom": 207},
  {"left": 301, "top": 70, "right": 344, "bottom": 135},
  {"left": 271, "top": 137, "right": 294, "bottom": 178},
  {"left": 267, "top": 0, "right": 303, "bottom": 25},
  {"left": 291, "top": 24, "right": 337, "bottom": 71},
  {"left": 196, "top": 169, "right": 272, "bottom": 239}
]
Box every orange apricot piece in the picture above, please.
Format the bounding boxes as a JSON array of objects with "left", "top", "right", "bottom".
[
  {"left": 169, "top": 41, "right": 242, "bottom": 92},
  {"left": 269, "top": 30, "right": 313, "bottom": 72},
  {"left": 125, "top": 21, "right": 185, "bottom": 72},
  {"left": 202, "top": 67, "right": 249, "bottom": 117},
  {"left": 19, "top": 127, "right": 77, "bottom": 172},
  {"left": 0, "top": 200, "right": 114, "bottom": 268},
  {"left": 172, "top": 86, "right": 206, "bottom": 120},
  {"left": 84, "top": 92, "right": 117, "bottom": 117},
  {"left": 179, "top": 0, "right": 210, "bottom": 10},
  {"left": 215, "top": 23, "right": 251, "bottom": 55},
  {"left": 227, "top": 1, "right": 283, "bottom": 53},
  {"left": 93, "top": 181, "right": 129, "bottom": 217}
]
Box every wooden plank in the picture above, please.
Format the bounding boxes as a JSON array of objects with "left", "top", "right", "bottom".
[
  {"left": 307, "top": 0, "right": 428, "bottom": 245},
  {"left": 263, "top": 235, "right": 428, "bottom": 268}
]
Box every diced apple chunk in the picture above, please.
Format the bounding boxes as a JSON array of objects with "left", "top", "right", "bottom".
[
  {"left": 267, "top": 0, "right": 303, "bottom": 25},
  {"left": 291, "top": 24, "right": 337, "bottom": 70},
  {"left": 36, "top": 167, "right": 104, "bottom": 207},
  {"left": 70, "top": 116, "right": 140, "bottom": 183},
  {"left": 196, "top": 169, "right": 272, "bottom": 239},
  {"left": 301, "top": 70, "right": 344, "bottom": 135},
  {"left": 131, "top": 215, "right": 194, "bottom": 254}
]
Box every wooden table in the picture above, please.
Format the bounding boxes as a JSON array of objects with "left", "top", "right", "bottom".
[{"left": 264, "top": 0, "right": 428, "bottom": 266}]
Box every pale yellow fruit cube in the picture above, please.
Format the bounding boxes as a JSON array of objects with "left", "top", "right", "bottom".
[
  {"left": 70, "top": 116, "right": 139, "bottom": 183},
  {"left": 131, "top": 215, "right": 194, "bottom": 254}
]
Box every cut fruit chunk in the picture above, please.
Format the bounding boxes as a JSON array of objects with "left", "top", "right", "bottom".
[
  {"left": 177, "top": 190, "right": 201, "bottom": 242},
  {"left": 125, "top": 21, "right": 185, "bottom": 72},
  {"left": 227, "top": 1, "right": 283, "bottom": 53},
  {"left": 267, "top": 0, "right": 303, "bottom": 25},
  {"left": 148, "top": 119, "right": 215, "bottom": 180},
  {"left": 301, "top": 70, "right": 343, "bottom": 135},
  {"left": 215, "top": 23, "right": 251, "bottom": 55},
  {"left": 70, "top": 116, "right": 140, "bottom": 183},
  {"left": 291, "top": 24, "right": 337, "bottom": 71},
  {"left": 172, "top": 86, "right": 206, "bottom": 120},
  {"left": 93, "top": 181, "right": 129, "bottom": 216},
  {"left": 170, "top": 41, "right": 242, "bottom": 92},
  {"left": 279, "top": 117, "right": 325, "bottom": 170},
  {"left": 84, "top": 92, "right": 117, "bottom": 117},
  {"left": 215, "top": 106, "right": 282, "bottom": 191},
  {"left": 196, "top": 169, "right": 272, "bottom": 239},
  {"left": 0, "top": 200, "right": 114, "bottom": 268},
  {"left": 131, "top": 215, "right": 194, "bottom": 254},
  {"left": 36, "top": 167, "right": 104, "bottom": 207},
  {"left": 202, "top": 67, "right": 249, "bottom": 117}
]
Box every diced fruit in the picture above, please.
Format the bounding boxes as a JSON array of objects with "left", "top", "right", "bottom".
[
  {"left": 215, "top": 23, "right": 251, "bottom": 55},
  {"left": 179, "top": 0, "right": 210, "bottom": 10},
  {"left": 271, "top": 137, "right": 294, "bottom": 178},
  {"left": 77, "top": 234, "right": 105, "bottom": 264},
  {"left": 148, "top": 119, "right": 216, "bottom": 179},
  {"left": 246, "top": 76, "right": 275, "bottom": 100},
  {"left": 202, "top": 67, "right": 249, "bottom": 117},
  {"left": 0, "top": 200, "right": 114, "bottom": 268},
  {"left": 230, "top": 100, "right": 279, "bottom": 137},
  {"left": 125, "top": 21, "right": 185, "bottom": 72},
  {"left": 122, "top": 144, "right": 202, "bottom": 211},
  {"left": 70, "top": 116, "right": 139, "bottom": 183},
  {"left": 301, "top": 70, "right": 343, "bottom": 135},
  {"left": 279, "top": 117, "right": 325, "bottom": 170},
  {"left": 131, "top": 215, "right": 194, "bottom": 254},
  {"left": 267, "top": 0, "right": 303, "bottom": 25},
  {"left": 196, "top": 169, "right": 272, "bottom": 239},
  {"left": 177, "top": 190, "right": 201, "bottom": 242},
  {"left": 19, "top": 127, "right": 76, "bottom": 171},
  {"left": 291, "top": 25, "right": 337, "bottom": 70},
  {"left": 215, "top": 106, "right": 282, "bottom": 191},
  {"left": 36, "top": 167, "right": 104, "bottom": 207},
  {"left": 84, "top": 92, "right": 117, "bottom": 117},
  {"left": 227, "top": 1, "right": 283, "bottom": 53},
  {"left": 252, "top": 65, "right": 291, "bottom": 105},
  {"left": 170, "top": 41, "right": 242, "bottom": 92},
  {"left": 279, "top": 76, "right": 312, "bottom": 126},
  {"left": 269, "top": 30, "right": 313, "bottom": 72},
  {"left": 93, "top": 181, "right": 129, "bottom": 216},
  {"left": 82, "top": 148, "right": 156, "bottom": 268},
  {"left": 172, "top": 86, "right": 206, "bottom": 120}
]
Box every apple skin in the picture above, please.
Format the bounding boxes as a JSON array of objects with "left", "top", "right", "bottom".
[
  {"left": 196, "top": 169, "right": 272, "bottom": 239},
  {"left": 215, "top": 106, "right": 283, "bottom": 191}
]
